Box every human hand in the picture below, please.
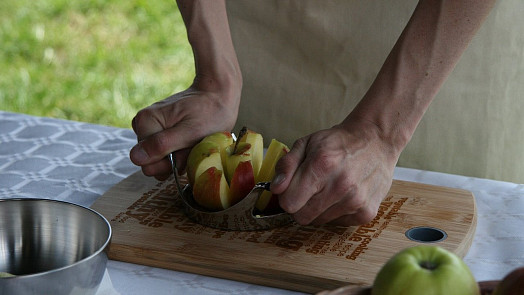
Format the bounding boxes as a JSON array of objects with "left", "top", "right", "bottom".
[
  {"left": 129, "top": 83, "right": 240, "bottom": 180},
  {"left": 270, "top": 117, "right": 400, "bottom": 226}
]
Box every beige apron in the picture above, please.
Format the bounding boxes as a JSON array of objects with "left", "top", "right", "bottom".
[{"left": 226, "top": 0, "right": 524, "bottom": 183}]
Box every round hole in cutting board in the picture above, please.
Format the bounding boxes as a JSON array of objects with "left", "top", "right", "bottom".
[{"left": 405, "top": 226, "right": 447, "bottom": 243}]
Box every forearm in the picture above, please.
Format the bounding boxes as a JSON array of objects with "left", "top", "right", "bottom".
[
  {"left": 176, "top": 0, "right": 242, "bottom": 96},
  {"left": 347, "top": 0, "right": 496, "bottom": 154}
]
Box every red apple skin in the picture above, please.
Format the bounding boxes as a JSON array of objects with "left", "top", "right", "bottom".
[
  {"left": 493, "top": 267, "right": 524, "bottom": 295},
  {"left": 224, "top": 142, "right": 253, "bottom": 183},
  {"left": 229, "top": 161, "right": 255, "bottom": 205},
  {"left": 192, "top": 167, "right": 230, "bottom": 211},
  {"left": 186, "top": 141, "right": 221, "bottom": 187}
]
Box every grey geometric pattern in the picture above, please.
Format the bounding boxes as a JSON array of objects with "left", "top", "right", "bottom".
[{"left": 0, "top": 111, "right": 139, "bottom": 206}]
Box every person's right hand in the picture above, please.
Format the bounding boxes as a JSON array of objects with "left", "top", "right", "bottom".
[{"left": 129, "top": 79, "right": 241, "bottom": 181}]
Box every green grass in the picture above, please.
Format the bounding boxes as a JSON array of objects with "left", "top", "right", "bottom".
[{"left": 0, "top": 0, "right": 194, "bottom": 128}]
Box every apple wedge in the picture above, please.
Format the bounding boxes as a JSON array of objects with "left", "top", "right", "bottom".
[
  {"left": 186, "top": 132, "right": 233, "bottom": 186},
  {"left": 224, "top": 142, "right": 256, "bottom": 204},
  {"left": 255, "top": 139, "right": 289, "bottom": 212},
  {"left": 228, "top": 160, "right": 256, "bottom": 205},
  {"left": 238, "top": 129, "right": 264, "bottom": 178},
  {"left": 201, "top": 131, "right": 234, "bottom": 150},
  {"left": 186, "top": 141, "right": 222, "bottom": 187},
  {"left": 186, "top": 139, "right": 233, "bottom": 211},
  {"left": 192, "top": 167, "right": 231, "bottom": 211}
]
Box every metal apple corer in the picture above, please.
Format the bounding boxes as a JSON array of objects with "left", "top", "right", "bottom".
[{"left": 168, "top": 152, "right": 293, "bottom": 231}]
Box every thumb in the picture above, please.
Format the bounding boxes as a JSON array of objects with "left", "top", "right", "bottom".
[{"left": 270, "top": 138, "right": 307, "bottom": 194}]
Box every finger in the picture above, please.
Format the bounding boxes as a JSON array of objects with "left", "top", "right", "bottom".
[
  {"left": 273, "top": 139, "right": 316, "bottom": 214},
  {"left": 138, "top": 147, "right": 192, "bottom": 178},
  {"left": 129, "top": 124, "right": 198, "bottom": 167},
  {"left": 313, "top": 187, "right": 384, "bottom": 226},
  {"left": 302, "top": 184, "right": 365, "bottom": 225},
  {"left": 131, "top": 107, "right": 167, "bottom": 141},
  {"left": 323, "top": 207, "right": 378, "bottom": 227},
  {"left": 153, "top": 173, "right": 172, "bottom": 182},
  {"left": 174, "top": 147, "right": 191, "bottom": 174},
  {"left": 140, "top": 158, "right": 172, "bottom": 178},
  {"left": 270, "top": 138, "right": 307, "bottom": 194}
]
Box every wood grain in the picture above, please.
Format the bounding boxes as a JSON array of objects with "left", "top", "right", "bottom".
[{"left": 91, "top": 171, "right": 477, "bottom": 293}]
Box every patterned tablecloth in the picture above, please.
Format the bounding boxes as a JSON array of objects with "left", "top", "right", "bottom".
[{"left": 1, "top": 110, "right": 523, "bottom": 294}]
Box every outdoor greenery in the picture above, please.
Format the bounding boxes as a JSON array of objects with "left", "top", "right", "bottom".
[{"left": 0, "top": 0, "right": 194, "bottom": 128}]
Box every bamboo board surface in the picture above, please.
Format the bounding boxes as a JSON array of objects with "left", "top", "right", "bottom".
[{"left": 91, "top": 171, "right": 477, "bottom": 293}]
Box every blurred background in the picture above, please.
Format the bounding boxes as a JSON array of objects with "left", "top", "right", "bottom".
[{"left": 0, "top": 0, "right": 194, "bottom": 128}]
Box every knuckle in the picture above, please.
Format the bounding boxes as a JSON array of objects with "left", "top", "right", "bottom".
[
  {"left": 149, "top": 133, "right": 171, "bottom": 155},
  {"left": 311, "top": 151, "right": 337, "bottom": 172},
  {"left": 133, "top": 108, "right": 154, "bottom": 126},
  {"left": 293, "top": 213, "right": 313, "bottom": 226},
  {"left": 141, "top": 161, "right": 170, "bottom": 178},
  {"left": 354, "top": 208, "right": 377, "bottom": 225},
  {"left": 333, "top": 176, "right": 356, "bottom": 198},
  {"left": 340, "top": 192, "right": 366, "bottom": 213},
  {"left": 279, "top": 197, "right": 298, "bottom": 214}
]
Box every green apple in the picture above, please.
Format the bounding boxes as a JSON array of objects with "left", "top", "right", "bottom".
[
  {"left": 492, "top": 266, "right": 524, "bottom": 295},
  {"left": 372, "top": 245, "right": 479, "bottom": 295},
  {"left": 0, "top": 272, "right": 15, "bottom": 278}
]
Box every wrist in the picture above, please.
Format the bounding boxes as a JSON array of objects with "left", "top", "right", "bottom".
[{"left": 340, "top": 110, "right": 408, "bottom": 163}]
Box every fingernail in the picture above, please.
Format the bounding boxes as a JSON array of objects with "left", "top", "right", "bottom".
[
  {"left": 272, "top": 173, "right": 285, "bottom": 186},
  {"left": 131, "top": 145, "right": 149, "bottom": 164}
]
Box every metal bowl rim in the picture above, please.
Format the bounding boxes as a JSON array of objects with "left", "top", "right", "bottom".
[{"left": 0, "top": 198, "right": 112, "bottom": 279}]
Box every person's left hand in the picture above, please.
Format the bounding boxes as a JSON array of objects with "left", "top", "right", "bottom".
[{"left": 270, "top": 117, "right": 400, "bottom": 226}]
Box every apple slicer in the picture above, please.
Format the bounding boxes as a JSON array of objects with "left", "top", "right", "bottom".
[{"left": 169, "top": 153, "right": 294, "bottom": 231}]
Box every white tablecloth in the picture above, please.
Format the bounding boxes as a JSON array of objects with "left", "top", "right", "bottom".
[{"left": 1, "top": 111, "right": 523, "bottom": 294}]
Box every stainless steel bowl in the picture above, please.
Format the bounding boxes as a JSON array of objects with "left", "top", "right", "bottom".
[{"left": 0, "top": 199, "right": 111, "bottom": 295}]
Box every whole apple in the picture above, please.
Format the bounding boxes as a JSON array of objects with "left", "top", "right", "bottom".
[
  {"left": 372, "top": 245, "right": 479, "bottom": 295},
  {"left": 493, "top": 266, "right": 524, "bottom": 295}
]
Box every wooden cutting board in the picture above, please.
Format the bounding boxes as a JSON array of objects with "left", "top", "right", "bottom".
[{"left": 91, "top": 171, "right": 477, "bottom": 294}]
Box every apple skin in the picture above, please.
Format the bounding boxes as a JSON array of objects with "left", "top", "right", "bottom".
[
  {"left": 224, "top": 142, "right": 254, "bottom": 183},
  {"left": 186, "top": 140, "right": 222, "bottom": 187},
  {"left": 492, "top": 267, "right": 524, "bottom": 295},
  {"left": 201, "top": 131, "right": 234, "bottom": 150},
  {"left": 238, "top": 129, "right": 264, "bottom": 178},
  {"left": 372, "top": 245, "right": 479, "bottom": 295},
  {"left": 229, "top": 160, "right": 256, "bottom": 205},
  {"left": 192, "top": 166, "right": 231, "bottom": 211},
  {"left": 186, "top": 133, "right": 233, "bottom": 211}
]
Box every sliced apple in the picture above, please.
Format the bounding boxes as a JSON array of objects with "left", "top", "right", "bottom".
[
  {"left": 192, "top": 167, "right": 231, "bottom": 211},
  {"left": 186, "top": 129, "right": 289, "bottom": 212},
  {"left": 224, "top": 141, "right": 257, "bottom": 204},
  {"left": 201, "top": 131, "right": 234, "bottom": 150},
  {"left": 228, "top": 161, "right": 256, "bottom": 205},
  {"left": 238, "top": 129, "right": 264, "bottom": 178},
  {"left": 255, "top": 139, "right": 290, "bottom": 212},
  {"left": 224, "top": 142, "right": 253, "bottom": 182},
  {"left": 186, "top": 141, "right": 222, "bottom": 187}
]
